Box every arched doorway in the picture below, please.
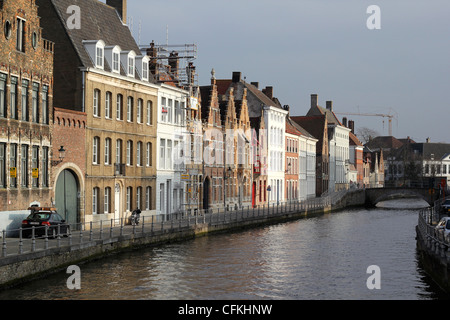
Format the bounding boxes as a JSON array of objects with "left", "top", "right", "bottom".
[
  {"left": 203, "top": 177, "right": 210, "bottom": 211},
  {"left": 55, "top": 169, "right": 79, "bottom": 226}
]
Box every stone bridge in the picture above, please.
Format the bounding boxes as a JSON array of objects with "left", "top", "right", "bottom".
[{"left": 364, "top": 187, "right": 440, "bottom": 206}]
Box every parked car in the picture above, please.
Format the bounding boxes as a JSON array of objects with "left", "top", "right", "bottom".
[
  {"left": 441, "top": 199, "right": 450, "bottom": 214},
  {"left": 21, "top": 207, "right": 70, "bottom": 238},
  {"left": 435, "top": 217, "right": 450, "bottom": 240}
]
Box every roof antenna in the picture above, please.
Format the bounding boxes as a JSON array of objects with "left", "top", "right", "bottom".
[{"left": 166, "top": 24, "right": 169, "bottom": 47}]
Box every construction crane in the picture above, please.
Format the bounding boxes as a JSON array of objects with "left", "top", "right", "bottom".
[{"left": 334, "top": 111, "right": 397, "bottom": 136}]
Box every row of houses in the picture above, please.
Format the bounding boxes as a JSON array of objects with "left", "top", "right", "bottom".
[
  {"left": 366, "top": 136, "right": 450, "bottom": 189},
  {"left": 0, "top": 0, "right": 385, "bottom": 230}
]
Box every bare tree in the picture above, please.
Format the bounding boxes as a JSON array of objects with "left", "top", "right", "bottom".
[{"left": 356, "top": 127, "right": 380, "bottom": 144}]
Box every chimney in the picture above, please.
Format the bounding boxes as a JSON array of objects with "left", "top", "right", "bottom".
[
  {"left": 326, "top": 101, "right": 333, "bottom": 112},
  {"left": 262, "top": 86, "right": 273, "bottom": 99},
  {"left": 168, "top": 51, "right": 179, "bottom": 80},
  {"left": 283, "top": 105, "right": 290, "bottom": 116},
  {"left": 187, "top": 62, "right": 196, "bottom": 85},
  {"left": 107, "top": 0, "right": 127, "bottom": 24},
  {"left": 251, "top": 82, "right": 259, "bottom": 89},
  {"left": 311, "top": 94, "right": 318, "bottom": 108},
  {"left": 232, "top": 72, "right": 241, "bottom": 83},
  {"left": 349, "top": 120, "right": 355, "bottom": 134},
  {"left": 342, "top": 117, "right": 347, "bottom": 127}
]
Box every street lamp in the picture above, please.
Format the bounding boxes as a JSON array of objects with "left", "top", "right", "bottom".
[
  {"left": 223, "top": 166, "right": 232, "bottom": 210},
  {"left": 51, "top": 146, "right": 66, "bottom": 166}
]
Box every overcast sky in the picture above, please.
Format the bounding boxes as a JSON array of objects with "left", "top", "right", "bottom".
[{"left": 122, "top": 0, "right": 449, "bottom": 143}]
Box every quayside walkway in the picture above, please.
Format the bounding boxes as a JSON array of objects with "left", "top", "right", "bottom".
[{"left": 0, "top": 189, "right": 364, "bottom": 288}]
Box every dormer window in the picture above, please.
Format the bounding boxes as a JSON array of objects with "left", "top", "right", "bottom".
[
  {"left": 105, "top": 45, "right": 121, "bottom": 74},
  {"left": 83, "top": 40, "right": 106, "bottom": 70},
  {"left": 136, "top": 55, "right": 150, "bottom": 81},
  {"left": 121, "top": 50, "right": 136, "bottom": 78},
  {"left": 96, "top": 46, "right": 104, "bottom": 68}
]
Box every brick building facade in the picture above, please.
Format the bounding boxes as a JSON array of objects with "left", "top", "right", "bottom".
[{"left": 0, "top": 0, "right": 54, "bottom": 229}]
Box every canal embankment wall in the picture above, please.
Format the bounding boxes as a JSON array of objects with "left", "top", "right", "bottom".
[
  {"left": 416, "top": 204, "right": 450, "bottom": 293},
  {"left": 0, "top": 189, "right": 366, "bottom": 289}
]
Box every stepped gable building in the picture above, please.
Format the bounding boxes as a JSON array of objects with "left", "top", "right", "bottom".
[
  {"left": 199, "top": 69, "right": 225, "bottom": 210},
  {"left": 216, "top": 72, "right": 288, "bottom": 205},
  {"left": 249, "top": 110, "right": 268, "bottom": 207},
  {"left": 37, "top": 0, "right": 158, "bottom": 225},
  {"left": 0, "top": 0, "right": 54, "bottom": 229},
  {"left": 216, "top": 77, "right": 252, "bottom": 209}
]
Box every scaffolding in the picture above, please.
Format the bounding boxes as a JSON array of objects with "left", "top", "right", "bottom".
[{"left": 139, "top": 42, "right": 198, "bottom": 89}]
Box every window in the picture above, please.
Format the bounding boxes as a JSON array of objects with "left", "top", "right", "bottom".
[
  {"left": 10, "top": 144, "right": 17, "bottom": 188},
  {"left": 127, "top": 96, "right": 133, "bottom": 122},
  {"left": 160, "top": 139, "right": 165, "bottom": 169},
  {"left": 92, "top": 187, "right": 99, "bottom": 214},
  {"left": 146, "top": 142, "right": 152, "bottom": 166},
  {"left": 105, "top": 92, "right": 112, "bottom": 119},
  {"left": 161, "top": 97, "right": 166, "bottom": 122},
  {"left": 167, "top": 140, "right": 172, "bottom": 170},
  {"left": 136, "top": 187, "right": 142, "bottom": 210},
  {"left": 93, "top": 89, "right": 100, "bottom": 117},
  {"left": 116, "top": 139, "right": 122, "bottom": 164},
  {"left": 21, "top": 80, "right": 29, "bottom": 121},
  {"left": 96, "top": 45, "right": 104, "bottom": 69},
  {"left": 32, "top": 83, "right": 39, "bottom": 123},
  {"left": 0, "top": 143, "right": 5, "bottom": 188},
  {"left": 137, "top": 99, "right": 143, "bottom": 123},
  {"left": 136, "top": 141, "right": 142, "bottom": 166},
  {"left": 42, "top": 85, "right": 49, "bottom": 124},
  {"left": 113, "top": 52, "right": 120, "bottom": 73},
  {"left": 21, "top": 145, "right": 28, "bottom": 187},
  {"left": 16, "top": 18, "right": 25, "bottom": 52},
  {"left": 42, "top": 147, "right": 48, "bottom": 187},
  {"left": 126, "top": 187, "right": 132, "bottom": 211},
  {"left": 32, "top": 146, "right": 39, "bottom": 188},
  {"left": 142, "top": 61, "right": 149, "bottom": 80},
  {"left": 104, "top": 187, "right": 111, "bottom": 214},
  {"left": 146, "top": 186, "right": 152, "bottom": 210},
  {"left": 167, "top": 99, "right": 173, "bottom": 123},
  {"left": 93, "top": 137, "right": 100, "bottom": 164},
  {"left": 116, "top": 94, "right": 123, "bottom": 120},
  {"left": 10, "top": 77, "right": 17, "bottom": 119},
  {"left": 126, "top": 140, "right": 133, "bottom": 165},
  {"left": 105, "top": 138, "right": 111, "bottom": 165},
  {"left": 128, "top": 56, "right": 135, "bottom": 76},
  {"left": 147, "top": 101, "right": 152, "bottom": 125},
  {"left": 0, "top": 73, "right": 6, "bottom": 118},
  {"left": 174, "top": 100, "right": 180, "bottom": 124}
]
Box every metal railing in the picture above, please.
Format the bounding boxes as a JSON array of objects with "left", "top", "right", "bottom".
[
  {"left": 417, "top": 198, "right": 450, "bottom": 259},
  {"left": 0, "top": 190, "right": 354, "bottom": 259}
]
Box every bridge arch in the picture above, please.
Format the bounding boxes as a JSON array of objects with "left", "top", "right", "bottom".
[{"left": 365, "top": 187, "right": 439, "bottom": 207}]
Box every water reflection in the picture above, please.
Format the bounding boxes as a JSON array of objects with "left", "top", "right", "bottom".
[
  {"left": 0, "top": 198, "right": 448, "bottom": 300},
  {"left": 376, "top": 197, "right": 429, "bottom": 209}
]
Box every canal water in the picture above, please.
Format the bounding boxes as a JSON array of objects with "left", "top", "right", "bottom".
[{"left": 0, "top": 198, "right": 448, "bottom": 300}]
